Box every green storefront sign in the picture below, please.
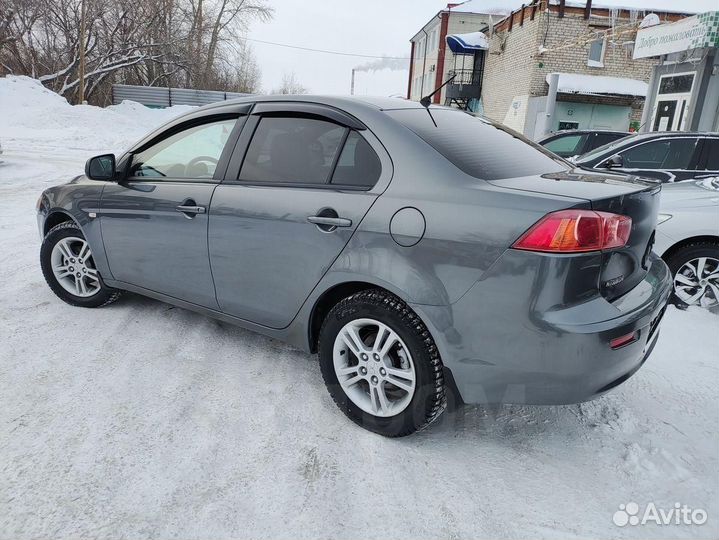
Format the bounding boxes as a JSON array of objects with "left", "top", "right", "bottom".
[{"left": 634, "top": 11, "right": 719, "bottom": 59}]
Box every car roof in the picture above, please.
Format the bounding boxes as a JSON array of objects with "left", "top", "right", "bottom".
[
  {"left": 199, "top": 94, "right": 429, "bottom": 113},
  {"left": 126, "top": 95, "right": 456, "bottom": 155},
  {"left": 538, "top": 129, "right": 629, "bottom": 142},
  {"left": 625, "top": 131, "right": 719, "bottom": 139}
]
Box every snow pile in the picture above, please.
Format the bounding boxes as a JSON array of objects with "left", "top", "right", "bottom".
[
  {"left": 0, "top": 76, "right": 194, "bottom": 158},
  {"left": 548, "top": 72, "right": 649, "bottom": 97}
]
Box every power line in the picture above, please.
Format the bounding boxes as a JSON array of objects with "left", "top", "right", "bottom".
[{"left": 238, "top": 36, "right": 410, "bottom": 60}]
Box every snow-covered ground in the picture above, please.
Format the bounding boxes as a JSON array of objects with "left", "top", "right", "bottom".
[{"left": 1, "top": 76, "right": 718, "bottom": 539}]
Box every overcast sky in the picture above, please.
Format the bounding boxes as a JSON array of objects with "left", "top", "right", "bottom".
[{"left": 246, "top": 0, "right": 451, "bottom": 96}]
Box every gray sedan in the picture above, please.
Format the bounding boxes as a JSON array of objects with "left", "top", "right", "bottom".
[{"left": 36, "top": 96, "right": 671, "bottom": 436}]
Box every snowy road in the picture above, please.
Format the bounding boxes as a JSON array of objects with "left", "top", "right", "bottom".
[{"left": 1, "top": 77, "right": 718, "bottom": 539}]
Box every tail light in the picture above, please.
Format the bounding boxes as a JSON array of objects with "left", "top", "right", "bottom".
[
  {"left": 512, "top": 210, "right": 632, "bottom": 253},
  {"left": 610, "top": 331, "right": 638, "bottom": 349}
]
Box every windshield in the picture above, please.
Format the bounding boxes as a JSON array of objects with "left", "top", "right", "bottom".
[
  {"left": 387, "top": 108, "right": 568, "bottom": 180},
  {"left": 575, "top": 134, "right": 636, "bottom": 164}
]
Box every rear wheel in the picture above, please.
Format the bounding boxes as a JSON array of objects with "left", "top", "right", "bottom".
[
  {"left": 666, "top": 242, "right": 719, "bottom": 309},
  {"left": 40, "top": 221, "right": 121, "bottom": 308},
  {"left": 318, "top": 289, "right": 446, "bottom": 437}
]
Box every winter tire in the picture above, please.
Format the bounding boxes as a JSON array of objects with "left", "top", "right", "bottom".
[
  {"left": 318, "top": 289, "right": 446, "bottom": 437},
  {"left": 40, "top": 221, "right": 121, "bottom": 308}
]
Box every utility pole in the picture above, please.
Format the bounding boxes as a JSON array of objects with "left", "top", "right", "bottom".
[
  {"left": 350, "top": 69, "right": 355, "bottom": 96},
  {"left": 77, "top": 0, "right": 87, "bottom": 104}
]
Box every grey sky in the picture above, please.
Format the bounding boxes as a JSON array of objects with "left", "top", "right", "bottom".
[{"left": 246, "top": 0, "right": 450, "bottom": 96}]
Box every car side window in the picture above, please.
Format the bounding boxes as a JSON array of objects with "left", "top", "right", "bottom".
[
  {"left": 543, "top": 134, "right": 587, "bottom": 157},
  {"left": 701, "top": 139, "right": 719, "bottom": 171},
  {"left": 130, "top": 118, "right": 237, "bottom": 179},
  {"left": 330, "top": 131, "right": 382, "bottom": 188},
  {"left": 593, "top": 132, "right": 624, "bottom": 149},
  {"left": 239, "top": 116, "right": 347, "bottom": 184},
  {"left": 619, "top": 138, "right": 697, "bottom": 169}
]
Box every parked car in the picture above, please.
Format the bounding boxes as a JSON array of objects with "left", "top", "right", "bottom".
[
  {"left": 573, "top": 132, "right": 719, "bottom": 183},
  {"left": 538, "top": 129, "right": 630, "bottom": 158},
  {"left": 654, "top": 177, "right": 719, "bottom": 309},
  {"left": 36, "top": 98, "right": 671, "bottom": 436}
]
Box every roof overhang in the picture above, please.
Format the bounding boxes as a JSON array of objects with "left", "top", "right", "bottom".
[
  {"left": 446, "top": 32, "right": 490, "bottom": 53},
  {"left": 547, "top": 72, "right": 648, "bottom": 98}
]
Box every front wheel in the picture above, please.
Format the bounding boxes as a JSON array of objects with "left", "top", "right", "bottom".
[
  {"left": 666, "top": 242, "right": 719, "bottom": 309},
  {"left": 40, "top": 221, "right": 122, "bottom": 308},
  {"left": 318, "top": 289, "right": 446, "bottom": 437}
]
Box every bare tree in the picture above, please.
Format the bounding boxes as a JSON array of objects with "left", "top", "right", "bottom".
[
  {"left": 0, "top": 0, "right": 272, "bottom": 103},
  {"left": 271, "top": 71, "right": 308, "bottom": 95}
]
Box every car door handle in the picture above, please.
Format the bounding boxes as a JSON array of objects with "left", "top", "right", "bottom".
[
  {"left": 176, "top": 205, "right": 206, "bottom": 215},
  {"left": 307, "top": 215, "right": 352, "bottom": 227}
]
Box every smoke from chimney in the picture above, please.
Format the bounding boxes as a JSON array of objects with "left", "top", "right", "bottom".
[{"left": 353, "top": 56, "right": 409, "bottom": 73}]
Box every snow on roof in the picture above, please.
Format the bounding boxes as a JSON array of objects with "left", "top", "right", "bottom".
[
  {"left": 548, "top": 0, "right": 715, "bottom": 15},
  {"left": 450, "top": 0, "right": 526, "bottom": 15},
  {"left": 548, "top": 72, "right": 648, "bottom": 97},
  {"left": 446, "top": 32, "right": 490, "bottom": 53}
]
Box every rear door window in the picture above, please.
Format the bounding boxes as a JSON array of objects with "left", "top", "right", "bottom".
[
  {"left": 239, "top": 116, "right": 347, "bottom": 184},
  {"left": 388, "top": 109, "right": 566, "bottom": 180}
]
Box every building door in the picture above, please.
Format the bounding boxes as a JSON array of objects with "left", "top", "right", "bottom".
[{"left": 651, "top": 72, "right": 695, "bottom": 132}]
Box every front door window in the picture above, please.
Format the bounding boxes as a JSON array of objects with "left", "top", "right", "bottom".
[{"left": 131, "top": 118, "right": 237, "bottom": 179}]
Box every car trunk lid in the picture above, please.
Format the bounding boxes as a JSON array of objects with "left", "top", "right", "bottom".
[{"left": 490, "top": 169, "right": 661, "bottom": 300}]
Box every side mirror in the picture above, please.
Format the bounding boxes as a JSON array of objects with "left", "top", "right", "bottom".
[
  {"left": 604, "top": 154, "right": 624, "bottom": 169},
  {"left": 85, "top": 154, "right": 116, "bottom": 181}
]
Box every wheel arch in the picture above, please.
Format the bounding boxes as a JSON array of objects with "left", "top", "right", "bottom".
[
  {"left": 306, "top": 280, "right": 463, "bottom": 407},
  {"left": 660, "top": 235, "right": 719, "bottom": 264},
  {"left": 43, "top": 210, "right": 80, "bottom": 237},
  {"left": 308, "top": 281, "right": 379, "bottom": 354}
]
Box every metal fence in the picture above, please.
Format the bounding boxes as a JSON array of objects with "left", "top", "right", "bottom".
[{"left": 111, "top": 84, "right": 251, "bottom": 108}]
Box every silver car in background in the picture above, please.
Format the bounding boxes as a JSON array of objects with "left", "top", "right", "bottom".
[{"left": 655, "top": 178, "right": 719, "bottom": 309}]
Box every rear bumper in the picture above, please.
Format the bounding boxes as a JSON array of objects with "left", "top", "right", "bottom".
[{"left": 412, "top": 252, "right": 672, "bottom": 405}]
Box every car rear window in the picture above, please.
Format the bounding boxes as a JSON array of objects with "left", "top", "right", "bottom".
[{"left": 387, "top": 108, "right": 567, "bottom": 180}]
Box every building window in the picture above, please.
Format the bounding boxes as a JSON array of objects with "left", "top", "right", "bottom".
[
  {"left": 428, "top": 28, "right": 438, "bottom": 52},
  {"left": 658, "top": 73, "right": 695, "bottom": 95},
  {"left": 417, "top": 37, "right": 426, "bottom": 60},
  {"left": 587, "top": 37, "right": 606, "bottom": 67}
]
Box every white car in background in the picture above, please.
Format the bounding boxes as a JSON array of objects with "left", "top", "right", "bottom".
[{"left": 655, "top": 178, "right": 719, "bottom": 309}]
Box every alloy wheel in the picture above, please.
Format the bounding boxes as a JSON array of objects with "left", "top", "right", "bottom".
[
  {"left": 673, "top": 256, "right": 719, "bottom": 308},
  {"left": 50, "top": 236, "right": 102, "bottom": 298},
  {"left": 332, "top": 318, "right": 416, "bottom": 417}
]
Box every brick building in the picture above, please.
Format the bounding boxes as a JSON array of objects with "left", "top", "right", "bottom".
[
  {"left": 407, "top": 1, "right": 525, "bottom": 105},
  {"left": 407, "top": 0, "right": 701, "bottom": 139}
]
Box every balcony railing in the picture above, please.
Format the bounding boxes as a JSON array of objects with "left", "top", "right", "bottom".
[
  {"left": 445, "top": 69, "right": 482, "bottom": 101},
  {"left": 448, "top": 69, "right": 482, "bottom": 86}
]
